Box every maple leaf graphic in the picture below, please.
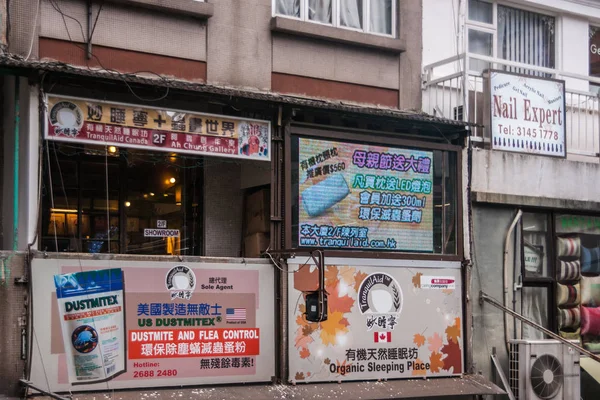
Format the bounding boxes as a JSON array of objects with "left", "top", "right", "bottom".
[
  {"left": 445, "top": 317, "right": 461, "bottom": 344},
  {"left": 413, "top": 333, "right": 426, "bottom": 347},
  {"left": 299, "top": 347, "right": 311, "bottom": 359},
  {"left": 295, "top": 372, "right": 305, "bottom": 381},
  {"left": 353, "top": 270, "right": 368, "bottom": 292},
  {"left": 412, "top": 272, "right": 422, "bottom": 288},
  {"left": 327, "top": 282, "right": 355, "bottom": 314},
  {"left": 294, "top": 326, "right": 314, "bottom": 349},
  {"left": 441, "top": 339, "right": 462, "bottom": 373},
  {"left": 324, "top": 358, "right": 331, "bottom": 364},
  {"left": 320, "top": 311, "right": 349, "bottom": 346},
  {"left": 411, "top": 358, "right": 427, "bottom": 376},
  {"left": 429, "top": 352, "right": 444, "bottom": 373},
  {"left": 427, "top": 332, "right": 444, "bottom": 353},
  {"left": 339, "top": 266, "right": 356, "bottom": 285},
  {"left": 294, "top": 263, "right": 319, "bottom": 292},
  {"left": 325, "top": 265, "right": 340, "bottom": 287}
]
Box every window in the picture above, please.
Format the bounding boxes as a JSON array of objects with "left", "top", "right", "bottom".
[
  {"left": 274, "top": 0, "right": 396, "bottom": 37},
  {"left": 519, "top": 212, "right": 600, "bottom": 352},
  {"left": 467, "top": 1, "right": 555, "bottom": 74}
]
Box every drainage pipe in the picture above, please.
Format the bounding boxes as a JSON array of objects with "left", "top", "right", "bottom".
[{"left": 503, "top": 209, "right": 522, "bottom": 353}]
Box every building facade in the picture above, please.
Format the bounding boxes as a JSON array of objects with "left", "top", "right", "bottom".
[
  {"left": 0, "top": 1, "right": 506, "bottom": 399},
  {"left": 423, "top": 0, "right": 600, "bottom": 398}
]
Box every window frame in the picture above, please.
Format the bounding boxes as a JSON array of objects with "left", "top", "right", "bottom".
[
  {"left": 272, "top": 0, "right": 397, "bottom": 38},
  {"left": 466, "top": 0, "right": 559, "bottom": 72},
  {"left": 519, "top": 211, "right": 556, "bottom": 337}
]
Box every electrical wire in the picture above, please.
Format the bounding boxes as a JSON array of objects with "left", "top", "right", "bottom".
[
  {"left": 264, "top": 247, "right": 312, "bottom": 274},
  {"left": 24, "top": 0, "right": 41, "bottom": 61},
  {"left": 47, "top": 0, "right": 170, "bottom": 102}
]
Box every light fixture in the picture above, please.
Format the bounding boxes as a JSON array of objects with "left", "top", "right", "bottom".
[
  {"left": 150, "top": 192, "right": 155, "bottom": 197},
  {"left": 108, "top": 146, "right": 117, "bottom": 153},
  {"left": 125, "top": 201, "right": 131, "bottom": 207},
  {"left": 50, "top": 208, "right": 78, "bottom": 213},
  {"left": 169, "top": 177, "right": 176, "bottom": 184},
  {"left": 163, "top": 193, "right": 169, "bottom": 197},
  {"left": 176, "top": 202, "right": 182, "bottom": 206},
  {"left": 143, "top": 194, "right": 148, "bottom": 199}
]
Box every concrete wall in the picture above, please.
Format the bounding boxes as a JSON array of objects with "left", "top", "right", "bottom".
[
  {"left": 0, "top": 252, "right": 28, "bottom": 397},
  {"left": 472, "top": 148, "right": 600, "bottom": 207},
  {"left": 9, "top": 0, "right": 423, "bottom": 108}
]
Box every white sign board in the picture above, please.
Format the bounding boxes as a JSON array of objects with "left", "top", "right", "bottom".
[
  {"left": 489, "top": 71, "right": 566, "bottom": 157},
  {"left": 144, "top": 228, "right": 180, "bottom": 237},
  {"left": 30, "top": 257, "right": 275, "bottom": 392}
]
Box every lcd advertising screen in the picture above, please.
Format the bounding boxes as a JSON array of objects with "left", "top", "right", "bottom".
[{"left": 296, "top": 138, "right": 434, "bottom": 253}]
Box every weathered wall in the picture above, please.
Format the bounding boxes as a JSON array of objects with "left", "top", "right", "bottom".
[
  {"left": 472, "top": 148, "right": 600, "bottom": 208},
  {"left": 206, "top": 0, "right": 272, "bottom": 90},
  {"left": 471, "top": 206, "right": 518, "bottom": 380},
  {"left": 0, "top": 252, "right": 28, "bottom": 397}
]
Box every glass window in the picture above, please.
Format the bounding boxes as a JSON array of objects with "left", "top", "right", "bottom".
[
  {"left": 521, "top": 286, "right": 549, "bottom": 340},
  {"left": 497, "top": 5, "right": 555, "bottom": 72},
  {"left": 468, "top": 29, "right": 493, "bottom": 73},
  {"left": 468, "top": 0, "right": 493, "bottom": 24},
  {"left": 309, "top": 0, "right": 332, "bottom": 24},
  {"left": 41, "top": 144, "right": 203, "bottom": 256},
  {"left": 277, "top": 0, "right": 301, "bottom": 17},
  {"left": 522, "top": 213, "right": 549, "bottom": 279},
  {"left": 275, "top": 0, "right": 395, "bottom": 37}
]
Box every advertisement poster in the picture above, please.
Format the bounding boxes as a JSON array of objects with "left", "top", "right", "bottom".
[
  {"left": 54, "top": 268, "right": 125, "bottom": 384},
  {"left": 45, "top": 95, "right": 271, "bottom": 161},
  {"left": 31, "top": 258, "right": 274, "bottom": 392},
  {"left": 489, "top": 71, "right": 566, "bottom": 157},
  {"left": 297, "top": 138, "right": 434, "bottom": 252},
  {"left": 288, "top": 258, "right": 463, "bottom": 382}
]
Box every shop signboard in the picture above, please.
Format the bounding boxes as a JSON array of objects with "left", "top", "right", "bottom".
[
  {"left": 30, "top": 258, "right": 275, "bottom": 392},
  {"left": 488, "top": 70, "right": 566, "bottom": 157},
  {"left": 288, "top": 258, "right": 463, "bottom": 382},
  {"left": 296, "top": 138, "right": 434, "bottom": 252},
  {"left": 45, "top": 95, "right": 271, "bottom": 161}
]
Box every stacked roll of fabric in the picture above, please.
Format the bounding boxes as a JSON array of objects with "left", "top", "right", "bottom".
[
  {"left": 580, "top": 242, "right": 600, "bottom": 352},
  {"left": 557, "top": 237, "right": 582, "bottom": 341}
]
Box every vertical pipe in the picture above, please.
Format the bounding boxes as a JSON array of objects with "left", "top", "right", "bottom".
[
  {"left": 87, "top": 0, "right": 93, "bottom": 59},
  {"left": 13, "top": 77, "right": 20, "bottom": 251}
]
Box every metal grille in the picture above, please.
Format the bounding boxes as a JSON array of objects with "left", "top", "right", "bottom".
[{"left": 509, "top": 342, "right": 520, "bottom": 400}]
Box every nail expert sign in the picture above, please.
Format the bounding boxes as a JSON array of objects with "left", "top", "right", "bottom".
[
  {"left": 297, "top": 138, "right": 434, "bottom": 252},
  {"left": 489, "top": 71, "right": 566, "bottom": 157}
]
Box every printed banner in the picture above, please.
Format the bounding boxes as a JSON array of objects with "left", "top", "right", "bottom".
[
  {"left": 54, "top": 269, "right": 125, "bottom": 384},
  {"left": 490, "top": 71, "right": 566, "bottom": 157},
  {"left": 45, "top": 95, "right": 271, "bottom": 161},
  {"left": 288, "top": 258, "right": 463, "bottom": 382},
  {"left": 31, "top": 259, "right": 274, "bottom": 392},
  {"left": 297, "top": 138, "right": 434, "bottom": 252}
]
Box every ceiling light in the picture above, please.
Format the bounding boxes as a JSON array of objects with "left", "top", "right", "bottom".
[
  {"left": 125, "top": 201, "right": 131, "bottom": 207},
  {"left": 108, "top": 146, "right": 117, "bottom": 153},
  {"left": 169, "top": 177, "right": 176, "bottom": 184}
]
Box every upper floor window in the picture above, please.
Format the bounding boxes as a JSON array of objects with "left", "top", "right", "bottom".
[
  {"left": 467, "top": 1, "right": 555, "bottom": 74},
  {"left": 274, "top": 0, "right": 396, "bottom": 37}
]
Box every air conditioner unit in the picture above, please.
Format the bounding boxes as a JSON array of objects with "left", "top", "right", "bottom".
[{"left": 509, "top": 339, "right": 580, "bottom": 400}]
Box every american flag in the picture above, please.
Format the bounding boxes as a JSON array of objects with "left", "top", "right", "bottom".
[{"left": 226, "top": 308, "right": 246, "bottom": 321}]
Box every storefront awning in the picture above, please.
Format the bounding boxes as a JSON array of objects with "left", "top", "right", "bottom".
[
  {"left": 0, "top": 55, "right": 473, "bottom": 132},
  {"left": 37, "top": 376, "right": 504, "bottom": 399}
]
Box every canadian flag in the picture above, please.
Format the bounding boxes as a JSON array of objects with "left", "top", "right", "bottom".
[{"left": 374, "top": 332, "right": 391, "bottom": 343}]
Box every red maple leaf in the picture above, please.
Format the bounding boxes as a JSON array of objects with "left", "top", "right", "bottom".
[
  {"left": 294, "top": 263, "right": 319, "bottom": 292},
  {"left": 441, "top": 338, "right": 462, "bottom": 374}
]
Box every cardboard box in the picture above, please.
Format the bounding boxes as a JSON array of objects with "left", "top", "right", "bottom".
[
  {"left": 245, "top": 188, "right": 270, "bottom": 235},
  {"left": 244, "top": 232, "right": 270, "bottom": 258}
]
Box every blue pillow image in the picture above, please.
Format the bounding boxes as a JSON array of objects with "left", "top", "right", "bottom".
[{"left": 581, "top": 246, "right": 600, "bottom": 275}]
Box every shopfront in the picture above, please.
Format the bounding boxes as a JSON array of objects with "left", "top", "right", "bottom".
[
  {"left": 282, "top": 126, "right": 466, "bottom": 382},
  {"left": 20, "top": 72, "right": 504, "bottom": 398}
]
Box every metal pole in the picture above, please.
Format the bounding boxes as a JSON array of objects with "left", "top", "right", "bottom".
[
  {"left": 13, "top": 76, "right": 20, "bottom": 251},
  {"left": 480, "top": 291, "right": 600, "bottom": 363}
]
